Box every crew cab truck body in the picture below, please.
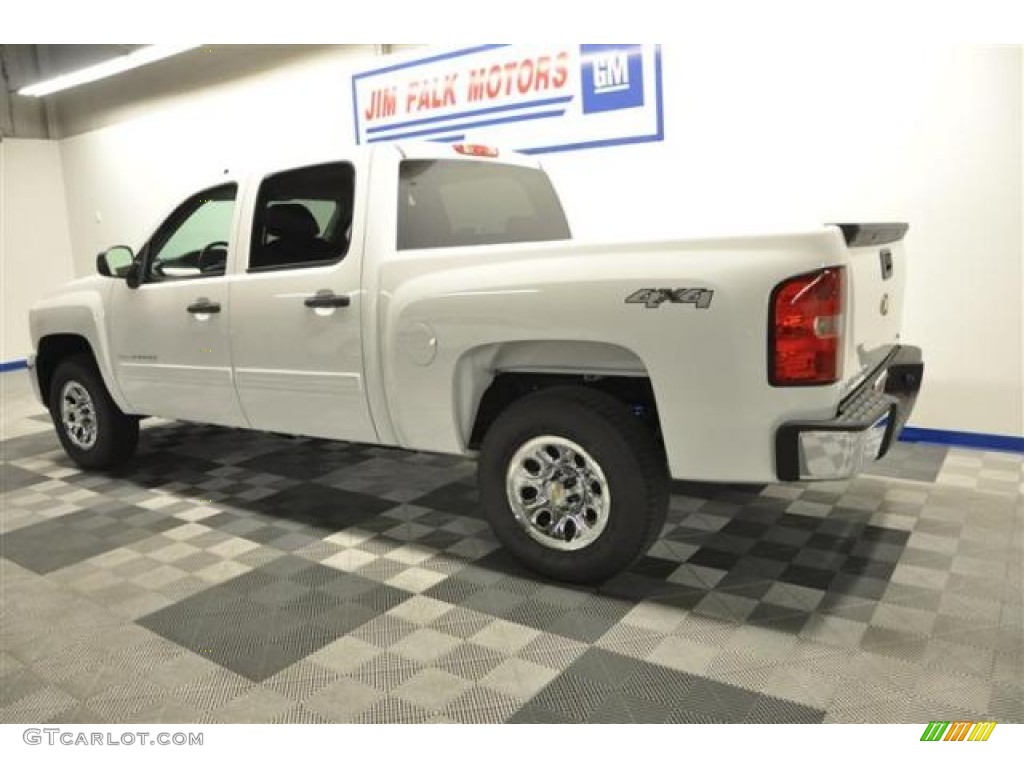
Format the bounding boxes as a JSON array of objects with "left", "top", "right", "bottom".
[{"left": 28, "top": 142, "right": 923, "bottom": 582}]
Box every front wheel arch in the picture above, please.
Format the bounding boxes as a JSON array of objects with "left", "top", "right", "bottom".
[{"left": 36, "top": 334, "right": 96, "bottom": 405}]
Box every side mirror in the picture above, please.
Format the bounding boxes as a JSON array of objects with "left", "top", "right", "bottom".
[
  {"left": 97, "top": 245, "right": 141, "bottom": 288},
  {"left": 97, "top": 245, "right": 134, "bottom": 277}
]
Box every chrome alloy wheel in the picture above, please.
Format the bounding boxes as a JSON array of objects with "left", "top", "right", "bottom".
[
  {"left": 505, "top": 436, "right": 611, "bottom": 551},
  {"left": 60, "top": 380, "right": 98, "bottom": 450}
]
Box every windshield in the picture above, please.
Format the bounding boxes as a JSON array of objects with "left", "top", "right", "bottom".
[{"left": 397, "top": 159, "right": 571, "bottom": 250}]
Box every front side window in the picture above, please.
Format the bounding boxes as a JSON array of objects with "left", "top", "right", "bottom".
[
  {"left": 145, "top": 183, "right": 237, "bottom": 281},
  {"left": 397, "top": 160, "right": 571, "bottom": 250},
  {"left": 249, "top": 163, "right": 355, "bottom": 271}
]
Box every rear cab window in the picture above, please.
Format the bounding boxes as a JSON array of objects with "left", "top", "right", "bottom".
[{"left": 397, "top": 160, "right": 571, "bottom": 250}]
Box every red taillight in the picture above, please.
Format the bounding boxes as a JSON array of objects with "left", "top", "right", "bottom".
[
  {"left": 452, "top": 143, "right": 498, "bottom": 158},
  {"left": 770, "top": 267, "right": 844, "bottom": 386}
]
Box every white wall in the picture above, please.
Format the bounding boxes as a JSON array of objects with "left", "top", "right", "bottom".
[
  {"left": 53, "top": 43, "right": 1023, "bottom": 437},
  {"left": 58, "top": 46, "right": 381, "bottom": 275},
  {"left": 0, "top": 138, "right": 75, "bottom": 362}
]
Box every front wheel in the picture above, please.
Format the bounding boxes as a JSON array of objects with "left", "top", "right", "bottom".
[
  {"left": 478, "top": 387, "right": 669, "bottom": 583},
  {"left": 49, "top": 355, "right": 139, "bottom": 469}
]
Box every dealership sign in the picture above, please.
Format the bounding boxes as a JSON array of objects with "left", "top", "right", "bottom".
[{"left": 351, "top": 44, "right": 663, "bottom": 154}]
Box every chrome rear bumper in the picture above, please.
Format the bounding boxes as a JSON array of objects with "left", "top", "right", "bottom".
[{"left": 776, "top": 345, "right": 924, "bottom": 482}]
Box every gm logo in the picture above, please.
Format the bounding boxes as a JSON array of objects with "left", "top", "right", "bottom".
[{"left": 580, "top": 44, "right": 645, "bottom": 114}]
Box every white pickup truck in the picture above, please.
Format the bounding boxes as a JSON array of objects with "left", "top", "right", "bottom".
[{"left": 27, "top": 142, "right": 923, "bottom": 582}]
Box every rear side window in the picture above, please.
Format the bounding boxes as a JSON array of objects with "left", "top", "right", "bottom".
[
  {"left": 249, "top": 162, "right": 355, "bottom": 271},
  {"left": 397, "top": 160, "right": 571, "bottom": 250}
]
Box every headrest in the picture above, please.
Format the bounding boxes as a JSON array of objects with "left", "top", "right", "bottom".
[{"left": 265, "top": 203, "right": 318, "bottom": 239}]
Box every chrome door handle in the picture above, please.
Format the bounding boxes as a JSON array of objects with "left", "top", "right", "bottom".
[
  {"left": 304, "top": 292, "right": 350, "bottom": 309},
  {"left": 186, "top": 300, "right": 221, "bottom": 314}
]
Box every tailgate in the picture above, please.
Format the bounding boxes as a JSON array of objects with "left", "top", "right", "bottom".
[{"left": 835, "top": 223, "right": 909, "bottom": 396}]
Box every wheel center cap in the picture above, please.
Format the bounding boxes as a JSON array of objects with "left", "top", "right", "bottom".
[{"left": 550, "top": 482, "right": 566, "bottom": 508}]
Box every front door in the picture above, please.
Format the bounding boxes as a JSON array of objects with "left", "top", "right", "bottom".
[
  {"left": 108, "top": 182, "right": 248, "bottom": 427},
  {"left": 228, "top": 160, "right": 377, "bottom": 442}
]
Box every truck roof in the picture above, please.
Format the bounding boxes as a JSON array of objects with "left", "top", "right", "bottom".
[
  {"left": 241, "top": 141, "right": 542, "bottom": 183},
  {"left": 395, "top": 141, "right": 542, "bottom": 168}
]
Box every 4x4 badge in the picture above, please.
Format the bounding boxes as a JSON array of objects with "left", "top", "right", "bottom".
[{"left": 625, "top": 288, "right": 714, "bottom": 309}]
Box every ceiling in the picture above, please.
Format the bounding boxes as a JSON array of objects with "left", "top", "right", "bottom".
[
  {"left": 0, "top": 44, "right": 399, "bottom": 140},
  {"left": 1, "top": 45, "right": 144, "bottom": 91},
  {"left": 1, "top": 45, "right": 144, "bottom": 139}
]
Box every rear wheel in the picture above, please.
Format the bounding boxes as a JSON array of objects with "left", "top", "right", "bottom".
[
  {"left": 478, "top": 386, "right": 668, "bottom": 583},
  {"left": 49, "top": 355, "right": 139, "bottom": 469}
]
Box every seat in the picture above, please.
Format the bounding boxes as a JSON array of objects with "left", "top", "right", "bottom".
[{"left": 257, "top": 203, "right": 337, "bottom": 268}]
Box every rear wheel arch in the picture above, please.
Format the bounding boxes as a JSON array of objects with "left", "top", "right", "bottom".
[
  {"left": 467, "top": 371, "right": 664, "bottom": 453},
  {"left": 453, "top": 340, "right": 662, "bottom": 451}
]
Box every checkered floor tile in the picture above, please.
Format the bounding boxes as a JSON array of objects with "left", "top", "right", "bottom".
[{"left": 1, "top": 370, "right": 1021, "bottom": 724}]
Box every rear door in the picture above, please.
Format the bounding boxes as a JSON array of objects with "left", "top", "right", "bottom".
[{"left": 228, "top": 159, "right": 377, "bottom": 442}]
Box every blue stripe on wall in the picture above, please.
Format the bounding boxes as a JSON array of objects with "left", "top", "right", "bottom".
[
  {"left": 0, "top": 358, "right": 28, "bottom": 372},
  {"left": 900, "top": 427, "right": 1024, "bottom": 454}
]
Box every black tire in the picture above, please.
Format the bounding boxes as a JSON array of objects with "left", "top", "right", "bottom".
[
  {"left": 478, "top": 386, "right": 669, "bottom": 583},
  {"left": 48, "top": 354, "right": 139, "bottom": 470}
]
